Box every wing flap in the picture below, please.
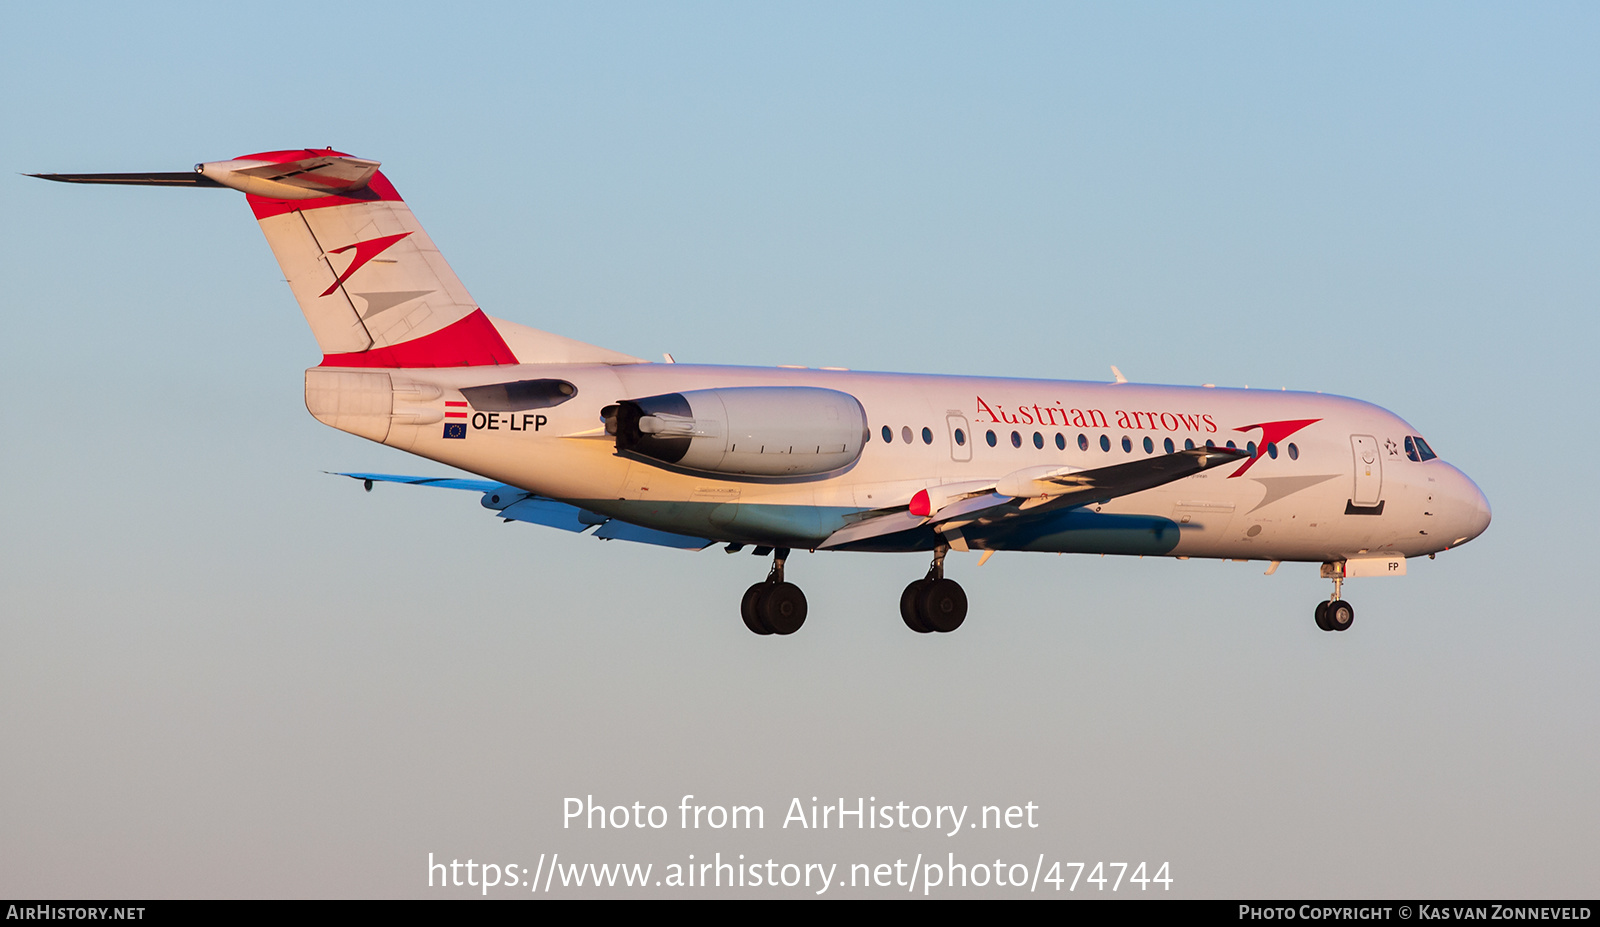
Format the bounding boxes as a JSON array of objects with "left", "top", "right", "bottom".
[
  {"left": 1030, "top": 446, "right": 1247, "bottom": 503},
  {"left": 334, "top": 471, "right": 503, "bottom": 492},
  {"left": 817, "top": 511, "right": 928, "bottom": 549},
  {"left": 228, "top": 155, "right": 381, "bottom": 195},
  {"left": 498, "top": 498, "right": 597, "bottom": 532},
  {"left": 334, "top": 472, "right": 711, "bottom": 550},
  {"left": 593, "top": 521, "right": 714, "bottom": 549},
  {"left": 818, "top": 447, "right": 1248, "bottom": 549}
]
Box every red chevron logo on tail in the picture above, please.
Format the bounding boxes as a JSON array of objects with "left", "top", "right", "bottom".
[{"left": 320, "top": 232, "right": 411, "bottom": 297}]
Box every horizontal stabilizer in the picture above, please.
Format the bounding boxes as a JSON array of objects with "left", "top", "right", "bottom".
[
  {"left": 29, "top": 171, "right": 224, "bottom": 187},
  {"left": 198, "top": 155, "right": 381, "bottom": 199},
  {"left": 31, "top": 155, "right": 381, "bottom": 199}
]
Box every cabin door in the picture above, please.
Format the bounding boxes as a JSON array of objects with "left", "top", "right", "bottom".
[{"left": 1350, "top": 434, "right": 1383, "bottom": 507}]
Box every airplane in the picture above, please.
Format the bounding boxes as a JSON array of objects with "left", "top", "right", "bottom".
[{"left": 34, "top": 148, "right": 1491, "bottom": 637}]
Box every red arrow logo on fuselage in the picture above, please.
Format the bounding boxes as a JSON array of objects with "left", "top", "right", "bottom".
[
  {"left": 320, "top": 232, "right": 411, "bottom": 297},
  {"left": 1228, "top": 418, "right": 1321, "bottom": 477}
]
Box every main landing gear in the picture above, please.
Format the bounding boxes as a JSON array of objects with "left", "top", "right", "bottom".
[
  {"left": 741, "top": 547, "right": 807, "bottom": 635},
  {"left": 736, "top": 545, "right": 971, "bottom": 636},
  {"left": 1314, "top": 575, "right": 1355, "bottom": 632},
  {"left": 901, "top": 545, "right": 967, "bottom": 634}
]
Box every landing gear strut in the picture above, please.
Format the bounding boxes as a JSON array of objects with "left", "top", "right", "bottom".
[
  {"left": 1313, "top": 575, "right": 1354, "bottom": 632},
  {"left": 901, "top": 545, "right": 968, "bottom": 633},
  {"left": 741, "top": 547, "right": 807, "bottom": 635}
]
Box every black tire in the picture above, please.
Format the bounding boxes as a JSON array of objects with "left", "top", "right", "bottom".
[
  {"left": 1314, "top": 600, "right": 1331, "bottom": 632},
  {"left": 1326, "top": 600, "right": 1354, "bottom": 632},
  {"left": 741, "top": 583, "right": 773, "bottom": 635},
  {"left": 759, "top": 582, "right": 808, "bottom": 635},
  {"left": 920, "top": 579, "right": 968, "bottom": 633},
  {"left": 900, "top": 580, "right": 934, "bottom": 633}
]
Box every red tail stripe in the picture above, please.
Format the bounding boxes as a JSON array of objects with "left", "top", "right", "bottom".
[{"left": 319, "top": 309, "right": 518, "bottom": 368}]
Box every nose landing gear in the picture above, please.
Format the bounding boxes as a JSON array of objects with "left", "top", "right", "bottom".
[
  {"left": 740, "top": 547, "right": 807, "bottom": 635},
  {"left": 1314, "top": 575, "right": 1355, "bottom": 632},
  {"left": 901, "top": 545, "right": 968, "bottom": 633}
]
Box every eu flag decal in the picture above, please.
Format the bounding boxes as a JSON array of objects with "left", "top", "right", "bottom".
[{"left": 443, "top": 422, "right": 467, "bottom": 439}]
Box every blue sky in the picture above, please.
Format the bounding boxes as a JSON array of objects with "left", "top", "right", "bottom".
[{"left": 2, "top": 2, "right": 1596, "bottom": 897}]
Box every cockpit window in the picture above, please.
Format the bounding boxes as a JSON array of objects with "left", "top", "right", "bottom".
[{"left": 1405, "top": 435, "right": 1438, "bottom": 462}]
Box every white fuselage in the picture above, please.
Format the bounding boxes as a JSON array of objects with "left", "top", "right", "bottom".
[{"left": 328, "top": 361, "right": 1491, "bottom": 562}]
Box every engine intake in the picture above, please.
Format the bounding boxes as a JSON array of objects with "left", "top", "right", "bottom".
[{"left": 610, "top": 387, "right": 868, "bottom": 477}]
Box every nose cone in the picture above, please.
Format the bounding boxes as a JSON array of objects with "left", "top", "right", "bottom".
[{"left": 1440, "top": 464, "right": 1491, "bottom": 547}]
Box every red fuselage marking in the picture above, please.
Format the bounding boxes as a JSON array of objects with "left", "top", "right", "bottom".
[{"left": 1227, "top": 419, "right": 1321, "bottom": 477}]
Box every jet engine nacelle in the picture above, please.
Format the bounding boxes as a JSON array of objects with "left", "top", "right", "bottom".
[{"left": 610, "top": 387, "right": 868, "bottom": 477}]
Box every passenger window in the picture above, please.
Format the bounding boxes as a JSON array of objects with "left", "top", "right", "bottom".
[
  {"left": 922, "top": 427, "right": 933, "bottom": 445},
  {"left": 1267, "top": 442, "right": 1278, "bottom": 459},
  {"left": 881, "top": 425, "right": 892, "bottom": 443},
  {"left": 1055, "top": 433, "right": 1066, "bottom": 450},
  {"left": 1287, "top": 443, "right": 1299, "bottom": 460},
  {"left": 1033, "top": 432, "right": 1044, "bottom": 449},
  {"left": 1121, "top": 436, "right": 1132, "bottom": 453},
  {"left": 1078, "top": 433, "right": 1089, "bottom": 451},
  {"left": 1164, "top": 437, "right": 1175, "bottom": 454},
  {"left": 1011, "top": 431, "right": 1022, "bottom": 448},
  {"left": 1143, "top": 436, "right": 1154, "bottom": 454},
  {"left": 1247, "top": 440, "right": 1257, "bottom": 458},
  {"left": 902, "top": 426, "right": 913, "bottom": 444},
  {"left": 1099, "top": 434, "right": 1111, "bottom": 452},
  {"left": 986, "top": 430, "right": 997, "bottom": 447},
  {"left": 1184, "top": 438, "right": 1195, "bottom": 451},
  {"left": 954, "top": 428, "right": 966, "bottom": 447}
]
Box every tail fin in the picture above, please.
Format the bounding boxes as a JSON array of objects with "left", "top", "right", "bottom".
[{"left": 39, "top": 149, "right": 642, "bottom": 368}]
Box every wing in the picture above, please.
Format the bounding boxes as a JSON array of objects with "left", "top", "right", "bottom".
[
  {"left": 820, "top": 446, "right": 1248, "bottom": 549},
  {"left": 336, "top": 472, "right": 714, "bottom": 550}
]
